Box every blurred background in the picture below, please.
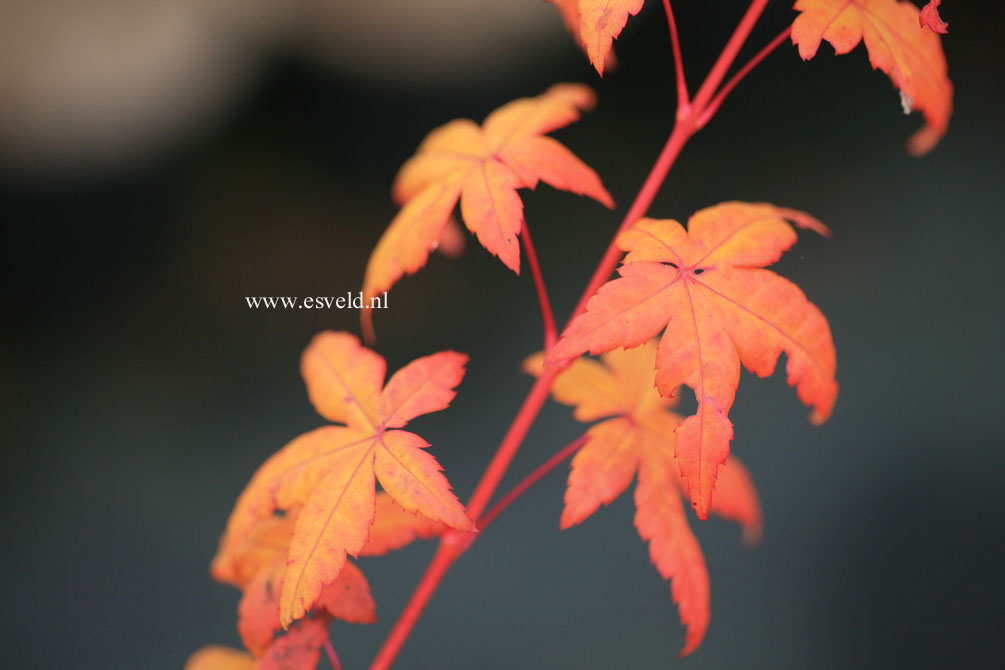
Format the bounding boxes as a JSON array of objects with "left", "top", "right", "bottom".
[{"left": 2, "top": 1, "right": 1003, "bottom": 668}]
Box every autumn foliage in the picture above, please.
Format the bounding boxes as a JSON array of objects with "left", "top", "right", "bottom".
[
  {"left": 362, "top": 84, "right": 613, "bottom": 342},
  {"left": 792, "top": 0, "right": 952, "bottom": 154},
  {"left": 546, "top": 203, "right": 838, "bottom": 518},
  {"left": 191, "top": 1, "right": 952, "bottom": 667},
  {"left": 526, "top": 341, "right": 762, "bottom": 654}
]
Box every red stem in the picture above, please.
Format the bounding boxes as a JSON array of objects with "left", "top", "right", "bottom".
[
  {"left": 477, "top": 435, "right": 588, "bottom": 532},
  {"left": 520, "top": 220, "right": 558, "bottom": 350},
  {"left": 662, "top": 0, "right": 691, "bottom": 117},
  {"left": 571, "top": 119, "right": 695, "bottom": 321},
  {"left": 369, "top": 540, "right": 457, "bottom": 670},
  {"left": 691, "top": 0, "right": 772, "bottom": 114},
  {"left": 370, "top": 122, "right": 692, "bottom": 670},
  {"left": 697, "top": 27, "right": 793, "bottom": 128},
  {"left": 323, "top": 636, "right": 342, "bottom": 670},
  {"left": 371, "top": 2, "right": 779, "bottom": 666}
]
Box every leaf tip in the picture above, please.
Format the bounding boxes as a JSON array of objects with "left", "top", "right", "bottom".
[
  {"left": 361, "top": 310, "right": 377, "bottom": 346},
  {"left": 777, "top": 206, "right": 832, "bottom": 238},
  {"left": 906, "top": 123, "right": 943, "bottom": 156},
  {"left": 742, "top": 523, "right": 764, "bottom": 548},
  {"left": 919, "top": 0, "right": 949, "bottom": 34},
  {"left": 692, "top": 500, "right": 711, "bottom": 522}
]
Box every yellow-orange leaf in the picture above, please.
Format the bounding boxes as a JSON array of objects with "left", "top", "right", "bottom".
[
  {"left": 301, "top": 331, "right": 384, "bottom": 428},
  {"left": 547, "top": 203, "right": 837, "bottom": 519},
  {"left": 527, "top": 342, "right": 762, "bottom": 655},
  {"left": 547, "top": 1, "right": 620, "bottom": 73},
  {"left": 280, "top": 451, "right": 375, "bottom": 627},
  {"left": 792, "top": 0, "right": 952, "bottom": 154},
  {"left": 634, "top": 445, "right": 709, "bottom": 657},
  {"left": 578, "top": 0, "right": 644, "bottom": 75},
  {"left": 362, "top": 84, "right": 613, "bottom": 341},
  {"left": 215, "top": 332, "right": 474, "bottom": 629},
  {"left": 227, "top": 509, "right": 378, "bottom": 657},
  {"left": 185, "top": 646, "right": 256, "bottom": 670}
]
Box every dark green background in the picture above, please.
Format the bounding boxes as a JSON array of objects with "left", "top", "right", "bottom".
[{"left": 3, "top": 2, "right": 1003, "bottom": 668}]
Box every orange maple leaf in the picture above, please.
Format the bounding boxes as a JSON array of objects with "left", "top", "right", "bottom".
[
  {"left": 919, "top": 0, "right": 948, "bottom": 34},
  {"left": 214, "top": 332, "right": 474, "bottom": 628},
  {"left": 224, "top": 510, "right": 375, "bottom": 657},
  {"left": 361, "top": 84, "right": 613, "bottom": 341},
  {"left": 526, "top": 341, "right": 762, "bottom": 655},
  {"left": 577, "top": 0, "right": 644, "bottom": 75},
  {"left": 546, "top": 202, "right": 838, "bottom": 519},
  {"left": 792, "top": 0, "right": 953, "bottom": 154},
  {"left": 548, "top": 0, "right": 632, "bottom": 74},
  {"left": 207, "top": 493, "right": 439, "bottom": 664}
]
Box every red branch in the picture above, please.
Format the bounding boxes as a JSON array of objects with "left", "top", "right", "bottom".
[
  {"left": 662, "top": 0, "right": 691, "bottom": 117},
  {"left": 371, "top": 1, "right": 783, "bottom": 666},
  {"left": 692, "top": 0, "right": 771, "bottom": 114},
  {"left": 477, "top": 435, "right": 588, "bottom": 532},
  {"left": 520, "top": 220, "right": 558, "bottom": 350},
  {"left": 323, "top": 636, "right": 342, "bottom": 670},
  {"left": 698, "top": 27, "right": 793, "bottom": 128}
]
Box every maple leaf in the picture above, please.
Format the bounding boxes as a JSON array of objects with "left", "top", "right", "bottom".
[
  {"left": 548, "top": 0, "right": 626, "bottom": 74},
  {"left": 226, "top": 510, "right": 376, "bottom": 657},
  {"left": 546, "top": 202, "right": 838, "bottom": 519},
  {"left": 577, "top": 0, "right": 644, "bottom": 75},
  {"left": 361, "top": 84, "right": 613, "bottom": 341},
  {"left": 214, "top": 332, "right": 474, "bottom": 628},
  {"left": 210, "top": 495, "right": 437, "bottom": 663},
  {"left": 792, "top": 0, "right": 953, "bottom": 154},
  {"left": 919, "top": 0, "right": 948, "bottom": 34},
  {"left": 526, "top": 341, "right": 763, "bottom": 655}
]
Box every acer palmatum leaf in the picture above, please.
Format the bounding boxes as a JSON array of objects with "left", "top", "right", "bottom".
[
  {"left": 232, "top": 516, "right": 376, "bottom": 657},
  {"left": 526, "top": 342, "right": 763, "bottom": 655},
  {"left": 548, "top": 0, "right": 637, "bottom": 74},
  {"left": 578, "top": 0, "right": 644, "bottom": 75},
  {"left": 216, "top": 498, "right": 435, "bottom": 660},
  {"left": 546, "top": 203, "right": 837, "bottom": 519},
  {"left": 361, "top": 84, "right": 613, "bottom": 341},
  {"left": 214, "top": 332, "right": 474, "bottom": 628},
  {"left": 634, "top": 445, "right": 710, "bottom": 657},
  {"left": 792, "top": 0, "right": 952, "bottom": 154}
]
